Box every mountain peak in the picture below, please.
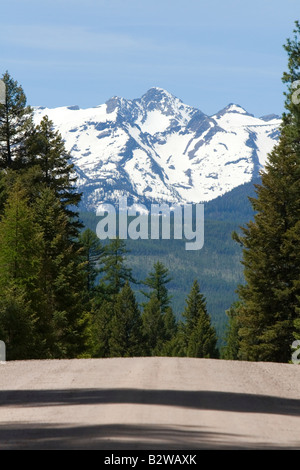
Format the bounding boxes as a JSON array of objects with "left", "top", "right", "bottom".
[
  {"left": 259, "top": 113, "right": 281, "bottom": 122},
  {"left": 33, "top": 90, "right": 280, "bottom": 211},
  {"left": 141, "top": 87, "right": 179, "bottom": 104},
  {"left": 138, "top": 88, "right": 198, "bottom": 124},
  {"left": 148, "top": 86, "right": 170, "bottom": 93},
  {"left": 105, "top": 95, "right": 129, "bottom": 114},
  {"left": 215, "top": 103, "right": 254, "bottom": 118}
]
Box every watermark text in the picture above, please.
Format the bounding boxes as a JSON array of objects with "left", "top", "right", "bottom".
[
  {"left": 291, "top": 340, "right": 300, "bottom": 364},
  {"left": 291, "top": 80, "right": 300, "bottom": 105},
  {"left": 96, "top": 197, "right": 204, "bottom": 251},
  {"left": 0, "top": 80, "right": 5, "bottom": 105},
  {"left": 0, "top": 340, "right": 6, "bottom": 363}
]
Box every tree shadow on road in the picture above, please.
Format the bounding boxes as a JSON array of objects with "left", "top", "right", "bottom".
[
  {"left": 0, "top": 388, "right": 299, "bottom": 416},
  {"left": 0, "top": 388, "right": 299, "bottom": 449},
  {"left": 0, "top": 422, "right": 298, "bottom": 450}
]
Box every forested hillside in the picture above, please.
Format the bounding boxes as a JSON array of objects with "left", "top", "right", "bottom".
[{"left": 80, "top": 179, "right": 259, "bottom": 344}]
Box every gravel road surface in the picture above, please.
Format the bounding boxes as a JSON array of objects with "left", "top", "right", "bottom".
[{"left": 0, "top": 357, "right": 299, "bottom": 449}]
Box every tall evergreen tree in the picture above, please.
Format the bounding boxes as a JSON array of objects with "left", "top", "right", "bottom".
[
  {"left": 141, "top": 261, "right": 172, "bottom": 313},
  {"left": 163, "top": 306, "right": 178, "bottom": 342},
  {"left": 33, "top": 187, "right": 88, "bottom": 358},
  {"left": 221, "top": 302, "right": 242, "bottom": 360},
  {"left": 182, "top": 280, "right": 205, "bottom": 336},
  {"left": 0, "top": 74, "right": 89, "bottom": 359},
  {"left": 0, "top": 182, "right": 42, "bottom": 289},
  {"left": 90, "top": 300, "right": 114, "bottom": 358},
  {"left": 158, "top": 306, "right": 179, "bottom": 357},
  {"left": 0, "top": 71, "right": 35, "bottom": 169},
  {"left": 0, "top": 182, "right": 42, "bottom": 358},
  {"left": 181, "top": 280, "right": 218, "bottom": 358},
  {"left": 0, "top": 286, "right": 37, "bottom": 360},
  {"left": 142, "top": 294, "right": 166, "bottom": 355},
  {"left": 99, "top": 238, "right": 135, "bottom": 299},
  {"left": 27, "top": 116, "right": 82, "bottom": 236},
  {"left": 233, "top": 22, "right": 300, "bottom": 362},
  {"left": 79, "top": 228, "right": 104, "bottom": 295},
  {"left": 109, "top": 282, "right": 144, "bottom": 357}
]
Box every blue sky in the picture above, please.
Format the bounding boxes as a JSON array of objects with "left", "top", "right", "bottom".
[{"left": 1, "top": 0, "right": 299, "bottom": 116}]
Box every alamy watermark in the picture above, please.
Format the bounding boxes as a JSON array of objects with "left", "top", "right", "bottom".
[
  {"left": 0, "top": 80, "right": 5, "bottom": 105},
  {"left": 96, "top": 197, "right": 204, "bottom": 251},
  {"left": 291, "top": 340, "right": 300, "bottom": 364},
  {"left": 0, "top": 341, "right": 6, "bottom": 363},
  {"left": 291, "top": 80, "right": 300, "bottom": 105}
]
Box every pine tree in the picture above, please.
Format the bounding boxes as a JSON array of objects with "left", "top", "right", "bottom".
[
  {"left": 182, "top": 280, "right": 218, "bottom": 358},
  {"left": 0, "top": 182, "right": 42, "bottom": 358},
  {"left": 182, "top": 280, "right": 204, "bottom": 336},
  {"left": 0, "top": 74, "right": 89, "bottom": 359},
  {"left": 234, "top": 22, "right": 300, "bottom": 362},
  {"left": 109, "top": 282, "right": 144, "bottom": 357},
  {"left": 221, "top": 302, "right": 242, "bottom": 360},
  {"left": 90, "top": 300, "right": 114, "bottom": 358},
  {"left": 0, "top": 286, "right": 37, "bottom": 360},
  {"left": 142, "top": 294, "right": 166, "bottom": 355},
  {"left": 27, "top": 116, "right": 82, "bottom": 236},
  {"left": 187, "top": 316, "right": 218, "bottom": 358},
  {"left": 0, "top": 182, "right": 42, "bottom": 289},
  {"left": 157, "top": 306, "right": 179, "bottom": 356},
  {"left": 79, "top": 228, "right": 104, "bottom": 295},
  {"left": 33, "top": 187, "right": 88, "bottom": 358},
  {"left": 0, "top": 71, "right": 35, "bottom": 169},
  {"left": 91, "top": 237, "right": 136, "bottom": 358},
  {"left": 141, "top": 261, "right": 172, "bottom": 313},
  {"left": 99, "top": 238, "right": 135, "bottom": 299},
  {"left": 163, "top": 306, "right": 178, "bottom": 342}
]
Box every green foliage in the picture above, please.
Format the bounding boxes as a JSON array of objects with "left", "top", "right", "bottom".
[
  {"left": 187, "top": 315, "right": 218, "bottom": 359},
  {"left": 221, "top": 302, "right": 242, "bottom": 360},
  {"left": 0, "top": 181, "right": 42, "bottom": 289},
  {"left": 233, "top": 21, "right": 300, "bottom": 363},
  {"left": 0, "top": 73, "right": 90, "bottom": 359},
  {"left": 99, "top": 237, "right": 135, "bottom": 299},
  {"left": 141, "top": 261, "right": 172, "bottom": 313},
  {"left": 163, "top": 306, "right": 178, "bottom": 341},
  {"left": 0, "top": 71, "right": 35, "bottom": 169},
  {"left": 79, "top": 228, "right": 104, "bottom": 295},
  {"left": 109, "top": 282, "right": 144, "bottom": 357},
  {"left": 142, "top": 294, "right": 166, "bottom": 355},
  {"left": 27, "top": 115, "right": 82, "bottom": 236},
  {"left": 0, "top": 182, "right": 41, "bottom": 358},
  {"left": 0, "top": 286, "right": 37, "bottom": 360},
  {"left": 34, "top": 187, "right": 88, "bottom": 358},
  {"left": 89, "top": 300, "right": 113, "bottom": 358},
  {"left": 79, "top": 185, "right": 254, "bottom": 346},
  {"left": 182, "top": 280, "right": 206, "bottom": 335},
  {"left": 181, "top": 280, "right": 218, "bottom": 358}
]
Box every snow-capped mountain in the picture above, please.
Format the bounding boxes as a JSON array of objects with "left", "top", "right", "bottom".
[{"left": 34, "top": 88, "right": 280, "bottom": 210}]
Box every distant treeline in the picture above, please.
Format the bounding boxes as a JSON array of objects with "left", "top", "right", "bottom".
[{"left": 79, "top": 180, "right": 259, "bottom": 346}]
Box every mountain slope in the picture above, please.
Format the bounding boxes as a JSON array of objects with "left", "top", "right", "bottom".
[
  {"left": 34, "top": 88, "right": 280, "bottom": 210},
  {"left": 79, "top": 179, "right": 259, "bottom": 342}
]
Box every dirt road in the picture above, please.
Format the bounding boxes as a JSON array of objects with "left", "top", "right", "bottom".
[{"left": 0, "top": 357, "right": 299, "bottom": 449}]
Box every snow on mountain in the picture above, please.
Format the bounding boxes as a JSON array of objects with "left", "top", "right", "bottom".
[{"left": 33, "top": 88, "right": 281, "bottom": 210}]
